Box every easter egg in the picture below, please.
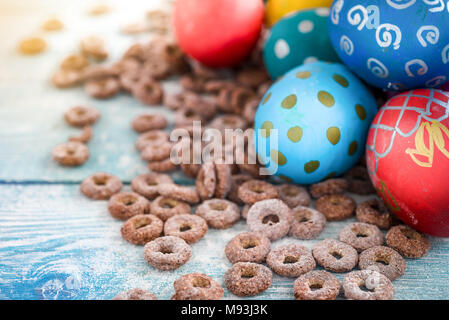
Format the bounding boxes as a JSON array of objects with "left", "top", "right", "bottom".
[
  {"left": 328, "top": 0, "right": 449, "bottom": 91},
  {"left": 254, "top": 61, "right": 378, "bottom": 185},
  {"left": 366, "top": 89, "right": 449, "bottom": 237},
  {"left": 265, "top": 0, "right": 333, "bottom": 27},
  {"left": 173, "top": 0, "right": 264, "bottom": 68},
  {"left": 263, "top": 8, "right": 340, "bottom": 79}
]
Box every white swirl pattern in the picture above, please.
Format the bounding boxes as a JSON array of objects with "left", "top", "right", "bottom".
[
  {"left": 376, "top": 24, "right": 402, "bottom": 50},
  {"left": 331, "top": 0, "right": 344, "bottom": 24},
  {"left": 340, "top": 35, "right": 354, "bottom": 55},
  {"left": 443, "top": 44, "right": 449, "bottom": 64},
  {"left": 405, "top": 59, "right": 428, "bottom": 77},
  {"left": 367, "top": 58, "right": 389, "bottom": 78},
  {"left": 425, "top": 76, "right": 447, "bottom": 87},
  {"left": 385, "top": 0, "right": 417, "bottom": 9},
  {"left": 347, "top": 5, "right": 368, "bottom": 30},
  {"left": 417, "top": 26, "right": 440, "bottom": 47},
  {"left": 423, "top": 0, "right": 445, "bottom": 12}
]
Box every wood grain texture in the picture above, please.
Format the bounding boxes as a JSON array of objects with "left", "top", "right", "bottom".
[
  {"left": 0, "top": 184, "right": 448, "bottom": 300},
  {"left": 0, "top": 0, "right": 448, "bottom": 300}
]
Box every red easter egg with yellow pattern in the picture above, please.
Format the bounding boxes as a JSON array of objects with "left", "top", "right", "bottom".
[{"left": 366, "top": 89, "right": 449, "bottom": 237}]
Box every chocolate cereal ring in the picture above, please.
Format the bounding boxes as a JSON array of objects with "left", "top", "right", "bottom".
[
  {"left": 85, "top": 77, "right": 120, "bottom": 99},
  {"left": 195, "top": 162, "right": 216, "bottom": 200},
  {"left": 214, "top": 162, "right": 232, "bottom": 198},
  {"left": 266, "top": 244, "right": 316, "bottom": 278},
  {"left": 339, "top": 222, "right": 384, "bottom": 252},
  {"left": 312, "top": 239, "right": 358, "bottom": 273},
  {"left": 315, "top": 194, "right": 356, "bottom": 221},
  {"left": 309, "top": 178, "right": 348, "bottom": 199},
  {"left": 228, "top": 174, "right": 252, "bottom": 204},
  {"left": 131, "top": 173, "right": 173, "bottom": 199},
  {"left": 144, "top": 236, "right": 191, "bottom": 271},
  {"left": 173, "top": 273, "right": 224, "bottom": 300},
  {"left": 69, "top": 126, "right": 93, "bottom": 144},
  {"left": 113, "top": 288, "right": 156, "bottom": 300},
  {"left": 224, "top": 262, "right": 272, "bottom": 297},
  {"left": 158, "top": 183, "right": 200, "bottom": 204},
  {"left": 132, "top": 78, "right": 163, "bottom": 105},
  {"left": 150, "top": 196, "right": 191, "bottom": 221},
  {"left": 241, "top": 204, "right": 251, "bottom": 220},
  {"left": 343, "top": 270, "right": 394, "bottom": 300},
  {"left": 246, "top": 199, "right": 291, "bottom": 241},
  {"left": 277, "top": 184, "right": 310, "bottom": 208},
  {"left": 196, "top": 199, "right": 240, "bottom": 229},
  {"left": 64, "top": 105, "right": 100, "bottom": 127},
  {"left": 359, "top": 246, "right": 406, "bottom": 280},
  {"left": 164, "top": 214, "right": 208, "bottom": 244},
  {"left": 386, "top": 225, "right": 430, "bottom": 258},
  {"left": 344, "top": 166, "right": 376, "bottom": 195},
  {"left": 147, "top": 158, "right": 177, "bottom": 172},
  {"left": 52, "top": 141, "right": 89, "bottom": 166},
  {"left": 293, "top": 271, "right": 340, "bottom": 300},
  {"left": 141, "top": 143, "right": 173, "bottom": 161},
  {"left": 238, "top": 180, "right": 279, "bottom": 205},
  {"left": 225, "top": 232, "right": 271, "bottom": 264},
  {"left": 80, "top": 172, "right": 122, "bottom": 200},
  {"left": 121, "top": 214, "right": 163, "bottom": 245},
  {"left": 135, "top": 130, "right": 169, "bottom": 151},
  {"left": 356, "top": 199, "right": 395, "bottom": 229},
  {"left": 289, "top": 206, "right": 326, "bottom": 240},
  {"left": 132, "top": 113, "right": 168, "bottom": 133},
  {"left": 108, "top": 192, "right": 150, "bottom": 220}
]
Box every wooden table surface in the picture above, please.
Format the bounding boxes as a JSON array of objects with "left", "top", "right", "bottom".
[{"left": 0, "top": 0, "right": 448, "bottom": 300}]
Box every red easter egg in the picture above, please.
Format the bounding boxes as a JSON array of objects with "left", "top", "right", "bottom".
[
  {"left": 173, "top": 0, "right": 264, "bottom": 68},
  {"left": 366, "top": 89, "right": 449, "bottom": 237}
]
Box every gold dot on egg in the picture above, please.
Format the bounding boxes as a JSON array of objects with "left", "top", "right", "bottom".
[
  {"left": 18, "top": 37, "right": 47, "bottom": 55},
  {"left": 333, "top": 74, "right": 349, "bottom": 88},
  {"left": 287, "top": 126, "right": 303, "bottom": 143},
  {"left": 270, "top": 150, "right": 287, "bottom": 166},
  {"left": 326, "top": 127, "right": 341, "bottom": 145},
  {"left": 318, "top": 91, "right": 335, "bottom": 107},
  {"left": 281, "top": 94, "right": 297, "bottom": 109},
  {"left": 296, "top": 71, "right": 311, "bottom": 79},
  {"left": 279, "top": 174, "right": 293, "bottom": 182},
  {"left": 348, "top": 141, "right": 358, "bottom": 156},
  {"left": 355, "top": 104, "right": 367, "bottom": 120},
  {"left": 262, "top": 92, "right": 272, "bottom": 105},
  {"left": 324, "top": 172, "right": 337, "bottom": 179},
  {"left": 261, "top": 121, "right": 274, "bottom": 138},
  {"left": 304, "top": 160, "right": 320, "bottom": 174}
]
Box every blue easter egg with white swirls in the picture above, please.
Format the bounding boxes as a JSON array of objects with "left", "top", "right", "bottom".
[{"left": 328, "top": 0, "right": 449, "bottom": 91}]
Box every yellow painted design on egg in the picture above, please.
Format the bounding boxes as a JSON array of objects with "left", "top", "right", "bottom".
[
  {"left": 348, "top": 141, "right": 358, "bottom": 156},
  {"left": 318, "top": 91, "right": 335, "bottom": 107},
  {"left": 304, "top": 160, "right": 320, "bottom": 173},
  {"left": 333, "top": 74, "right": 349, "bottom": 88},
  {"left": 296, "top": 71, "right": 311, "bottom": 79},
  {"left": 261, "top": 121, "right": 274, "bottom": 138},
  {"left": 355, "top": 104, "right": 367, "bottom": 120},
  {"left": 270, "top": 150, "right": 287, "bottom": 165},
  {"left": 281, "top": 94, "right": 297, "bottom": 109},
  {"left": 287, "top": 126, "right": 303, "bottom": 143},
  {"left": 326, "top": 127, "right": 341, "bottom": 145},
  {"left": 262, "top": 92, "right": 272, "bottom": 105}
]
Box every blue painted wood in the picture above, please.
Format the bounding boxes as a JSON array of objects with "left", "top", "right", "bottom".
[
  {"left": 1, "top": 184, "right": 448, "bottom": 300},
  {"left": 1, "top": 0, "right": 449, "bottom": 301}
]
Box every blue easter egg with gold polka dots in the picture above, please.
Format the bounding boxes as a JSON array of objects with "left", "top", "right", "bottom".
[
  {"left": 263, "top": 8, "right": 340, "bottom": 80},
  {"left": 254, "top": 61, "right": 377, "bottom": 184}
]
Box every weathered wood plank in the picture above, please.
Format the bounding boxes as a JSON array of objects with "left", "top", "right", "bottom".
[{"left": 0, "top": 184, "right": 448, "bottom": 300}]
